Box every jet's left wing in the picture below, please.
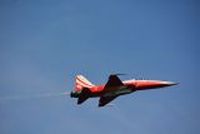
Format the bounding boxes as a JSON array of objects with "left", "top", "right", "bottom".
[{"left": 98, "top": 95, "right": 118, "bottom": 107}]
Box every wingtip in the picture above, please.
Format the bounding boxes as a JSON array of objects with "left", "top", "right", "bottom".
[{"left": 111, "top": 73, "right": 127, "bottom": 76}]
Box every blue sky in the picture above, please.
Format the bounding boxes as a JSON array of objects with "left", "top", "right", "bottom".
[{"left": 0, "top": 0, "right": 199, "bottom": 134}]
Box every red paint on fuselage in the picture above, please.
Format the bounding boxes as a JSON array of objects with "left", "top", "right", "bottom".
[
  {"left": 88, "top": 79, "right": 175, "bottom": 96},
  {"left": 71, "top": 75, "right": 178, "bottom": 106}
]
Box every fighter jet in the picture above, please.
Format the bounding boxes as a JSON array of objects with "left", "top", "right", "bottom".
[{"left": 70, "top": 74, "right": 178, "bottom": 107}]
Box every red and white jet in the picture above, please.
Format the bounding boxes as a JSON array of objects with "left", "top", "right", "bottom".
[{"left": 70, "top": 74, "right": 178, "bottom": 107}]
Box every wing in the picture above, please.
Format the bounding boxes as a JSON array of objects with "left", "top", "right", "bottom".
[
  {"left": 98, "top": 74, "right": 124, "bottom": 107},
  {"left": 98, "top": 96, "right": 118, "bottom": 107},
  {"left": 104, "top": 74, "right": 124, "bottom": 89}
]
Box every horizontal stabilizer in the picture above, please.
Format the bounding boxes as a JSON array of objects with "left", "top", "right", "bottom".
[{"left": 77, "top": 88, "right": 91, "bottom": 105}]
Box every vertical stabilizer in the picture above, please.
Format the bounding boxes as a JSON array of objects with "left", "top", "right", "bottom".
[{"left": 75, "top": 75, "right": 94, "bottom": 92}]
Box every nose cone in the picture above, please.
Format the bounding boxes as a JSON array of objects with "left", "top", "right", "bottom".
[
  {"left": 135, "top": 80, "right": 178, "bottom": 90},
  {"left": 159, "top": 81, "right": 179, "bottom": 87}
]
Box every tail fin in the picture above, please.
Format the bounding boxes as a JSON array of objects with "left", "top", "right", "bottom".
[{"left": 75, "top": 75, "right": 94, "bottom": 92}]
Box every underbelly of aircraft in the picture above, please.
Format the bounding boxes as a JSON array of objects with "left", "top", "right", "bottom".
[{"left": 104, "top": 87, "right": 133, "bottom": 97}]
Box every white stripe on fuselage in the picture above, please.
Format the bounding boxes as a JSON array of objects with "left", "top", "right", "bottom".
[{"left": 123, "top": 79, "right": 135, "bottom": 84}]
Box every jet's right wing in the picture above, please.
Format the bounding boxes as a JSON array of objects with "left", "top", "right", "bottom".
[
  {"left": 99, "top": 74, "right": 125, "bottom": 107},
  {"left": 104, "top": 74, "right": 124, "bottom": 88},
  {"left": 103, "top": 74, "right": 124, "bottom": 92}
]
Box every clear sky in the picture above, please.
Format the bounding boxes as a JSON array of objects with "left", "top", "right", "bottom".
[{"left": 0, "top": 0, "right": 199, "bottom": 134}]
